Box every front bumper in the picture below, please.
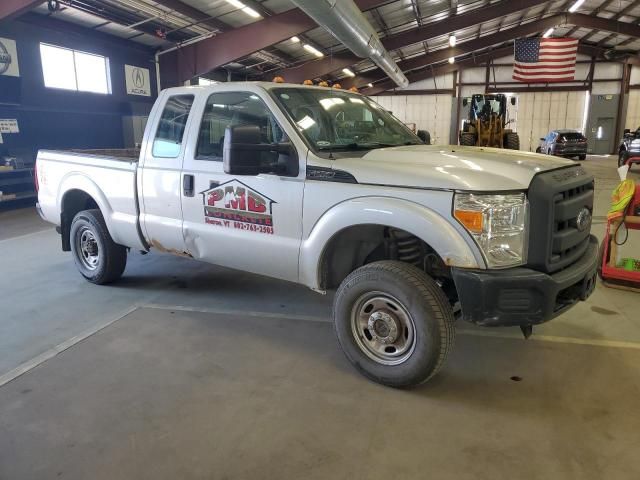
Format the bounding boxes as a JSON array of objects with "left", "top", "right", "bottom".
[{"left": 451, "top": 235, "right": 598, "bottom": 327}]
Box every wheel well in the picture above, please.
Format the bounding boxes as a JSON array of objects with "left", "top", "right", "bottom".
[
  {"left": 319, "top": 225, "right": 456, "bottom": 302},
  {"left": 60, "top": 189, "right": 99, "bottom": 251}
]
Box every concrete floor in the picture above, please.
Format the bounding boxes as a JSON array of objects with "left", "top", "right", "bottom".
[{"left": 0, "top": 155, "right": 639, "bottom": 479}]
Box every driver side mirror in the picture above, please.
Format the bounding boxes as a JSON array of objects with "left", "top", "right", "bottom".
[
  {"left": 223, "top": 125, "right": 297, "bottom": 176},
  {"left": 540, "top": 138, "right": 546, "bottom": 141},
  {"left": 624, "top": 128, "right": 631, "bottom": 136},
  {"left": 462, "top": 98, "right": 468, "bottom": 107},
  {"left": 510, "top": 97, "right": 517, "bottom": 106}
]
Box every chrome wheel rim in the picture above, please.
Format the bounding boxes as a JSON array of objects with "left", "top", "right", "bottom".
[
  {"left": 350, "top": 292, "right": 416, "bottom": 365},
  {"left": 77, "top": 227, "right": 100, "bottom": 271}
]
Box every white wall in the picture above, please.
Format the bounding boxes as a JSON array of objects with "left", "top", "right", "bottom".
[
  {"left": 370, "top": 94, "right": 453, "bottom": 145},
  {"left": 625, "top": 89, "right": 640, "bottom": 131}
]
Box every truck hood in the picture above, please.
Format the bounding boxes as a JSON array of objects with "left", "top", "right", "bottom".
[{"left": 326, "top": 145, "right": 575, "bottom": 191}]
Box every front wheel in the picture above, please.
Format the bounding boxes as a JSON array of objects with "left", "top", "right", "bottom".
[
  {"left": 505, "top": 132, "right": 520, "bottom": 150},
  {"left": 333, "top": 261, "right": 455, "bottom": 388},
  {"left": 578, "top": 154, "right": 586, "bottom": 161},
  {"left": 70, "top": 209, "right": 127, "bottom": 284}
]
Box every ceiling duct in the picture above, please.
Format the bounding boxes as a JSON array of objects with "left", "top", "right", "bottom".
[{"left": 290, "top": 0, "right": 409, "bottom": 88}]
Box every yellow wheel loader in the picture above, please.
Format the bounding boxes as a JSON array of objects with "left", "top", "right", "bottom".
[{"left": 459, "top": 94, "right": 520, "bottom": 150}]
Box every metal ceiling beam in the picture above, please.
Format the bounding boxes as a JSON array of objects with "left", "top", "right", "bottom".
[
  {"left": 160, "top": 0, "right": 390, "bottom": 86},
  {"left": 345, "top": 12, "right": 640, "bottom": 89},
  {"left": 345, "top": 15, "right": 564, "bottom": 89},
  {"left": 366, "top": 46, "right": 514, "bottom": 95},
  {"left": 0, "top": 0, "right": 43, "bottom": 21},
  {"left": 366, "top": 44, "right": 602, "bottom": 95},
  {"left": 273, "top": 0, "right": 548, "bottom": 83}
]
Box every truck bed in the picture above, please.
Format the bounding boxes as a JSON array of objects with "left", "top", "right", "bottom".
[{"left": 36, "top": 149, "right": 145, "bottom": 251}]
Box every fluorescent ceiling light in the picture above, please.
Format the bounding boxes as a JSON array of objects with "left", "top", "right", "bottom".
[
  {"left": 243, "top": 6, "right": 261, "bottom": 18},
  {"left": 291, "top": 36, "right": 300, "bottom": 43},
  {"left": 543, "top": 28, "right": 554, "bottom": 38},
  {"left": 448, "top": 57, "right": 455, "bottom": 64},
  {"left": 225, "top": 0, "right": 261, "bottom": 18},
  {"left": 568, "top": 0, "right": 586, "bottom": 12},
  {"left": 449, "top": 35, "right": 456, "bottom": 47},
  {"left": 342, "top": 68, "right": 355, "bottom": 77},
  {"left": 367, "top": 83, "right": 373, "bottom": 88},
  {"left": 303, "top": 44, "right": 324, "bottom": 57}
]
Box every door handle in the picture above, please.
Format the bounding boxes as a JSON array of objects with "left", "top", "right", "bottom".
[{"left": 183, "top": 174, "right": 194, "bottom": 197}]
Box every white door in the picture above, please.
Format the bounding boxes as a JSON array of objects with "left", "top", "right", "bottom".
[
  {"left": 180, "top": 89, "right": 305, "bottom": 282},
  {"left": 139, "top": 92, "right": 195, "bottom": 253}
]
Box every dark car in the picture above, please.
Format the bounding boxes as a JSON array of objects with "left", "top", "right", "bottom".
[
  {"left": 536, "top": 130, "right": 587, "bottom": 160},
  {"left": 618, "top": 128, "right": 640, "bottom": 168}
]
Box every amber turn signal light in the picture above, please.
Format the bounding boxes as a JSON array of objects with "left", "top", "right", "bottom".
[{"left": 454, "top": 210, "right": 483, "bottom": 233}]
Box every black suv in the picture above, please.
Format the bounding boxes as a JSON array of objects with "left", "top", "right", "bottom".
[
  {"left": 536, "top": 130, "right": 587, "bottom": 160},
  {"left": 618, "top": 128, "right": 640, "bottom": 168}
]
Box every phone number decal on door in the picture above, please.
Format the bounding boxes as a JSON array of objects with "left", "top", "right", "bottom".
[{"left": 233, "top": 222, "right": 274, "bottom": 235}]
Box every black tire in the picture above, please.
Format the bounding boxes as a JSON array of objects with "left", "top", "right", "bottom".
[
  {"left": 535, "top": 146, "right": 542, "bottom": 153},
  {"left": 597, "top": 240, "right": 607, "bottom": 281},
  {"left": 70, "top": 209, "right": 127, "bottom": 284},
  {"left": 578, "top": 154, "right": 586, "bottom": 161},
  {"left": 548, "top": 148, "right": 552, "bottom": 155},
  {"left": 460, "top": 132, "right": 476, "bottom": 146},
  {"left": 417, "top": 130, "right": 431, "bottom": 145},
  {"left": 333, "top": 260, "right": 455, "bottom": 388},
  {"left": 505, "top": 132, "right": 520, "bottom": 150},
  {"left": 619, "top": 150, "right": 628, "bottom": 167}
]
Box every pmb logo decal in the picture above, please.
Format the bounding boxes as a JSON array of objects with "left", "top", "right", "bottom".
[{"left": 201, "top": 179, "right": 275, "bottom": 235}]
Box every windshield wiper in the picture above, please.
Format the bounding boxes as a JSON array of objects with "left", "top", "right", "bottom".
[{"left": 318, "top": 141, "right": 419, "bottom": 151}]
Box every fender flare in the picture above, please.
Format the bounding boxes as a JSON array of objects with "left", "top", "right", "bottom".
[
  {"left": 57, "top": 172, "right": 140, "bottom": 248},
  {"left": 299, "top": 196, "right": 485, "bottom": 290}
]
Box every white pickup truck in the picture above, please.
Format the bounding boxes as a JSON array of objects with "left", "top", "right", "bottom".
[{"left": 36, "top": 82, "right": 598, "bottom": 387}]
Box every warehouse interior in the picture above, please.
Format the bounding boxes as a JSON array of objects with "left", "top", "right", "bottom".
[{"left": 1, "top": 0, "right": 640, "bottom": 478}]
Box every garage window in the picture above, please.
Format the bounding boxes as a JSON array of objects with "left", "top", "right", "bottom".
[{"left": 40, "top": 43, "right": 111, "bottom": 94}]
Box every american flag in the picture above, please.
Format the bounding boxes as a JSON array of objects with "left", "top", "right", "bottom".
[{"left": 513, "top": 38, "right": 578, "bottom": 83}]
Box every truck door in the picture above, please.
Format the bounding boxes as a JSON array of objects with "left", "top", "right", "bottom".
[
  {"left": 139, "top": 93, "right": 195, "bottom": 253},
  {"left": 180, "top": 90, "right": 305, "bottom": 282}
]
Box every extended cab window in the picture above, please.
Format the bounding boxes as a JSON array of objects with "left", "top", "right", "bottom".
[
  {"left": 152, "top": 95, "right": 194, "bottom": 158},
  {"left": 196, "top": 92, "right": 284, "bottom": 161}
]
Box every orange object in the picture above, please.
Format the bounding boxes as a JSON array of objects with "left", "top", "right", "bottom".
[
  {"left": 349, "top": 86, "right": 359, "bottom": 93},
  {"left": 318, "top": 81, "right": 329, "bottom": 87},
  {"left": 303, "top": 79, "right": 314, "bottom": 85},
  {"left": 272, "top": 76, "right": 285, "bottom": 83},
  {"left": 454, "top": 210, "right": 483, "bottom": 233},
  {"left": 332, "top": 83, "right": 342, "bottom": 89}
]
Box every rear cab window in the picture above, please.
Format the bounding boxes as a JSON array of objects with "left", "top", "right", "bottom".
[{"left": 152, "top": 94, "right": 195, "bottom": 158}]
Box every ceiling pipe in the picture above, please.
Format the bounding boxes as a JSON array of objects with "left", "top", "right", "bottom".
[{"left": 290, "top": 0, "right": 409, "bottom": 88}]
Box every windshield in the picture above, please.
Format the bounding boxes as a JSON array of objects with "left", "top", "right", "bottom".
[{"left": 272, "top": 88, "right": 422, "bottom": 151}]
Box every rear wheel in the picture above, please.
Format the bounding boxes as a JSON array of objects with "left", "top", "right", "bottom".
[
  {"left": 333, "top": 261, "right": 455, "bottom": 388},
  {"left": 460, "top": 132, "right": 476, "bottom": 146},
  {"left": 505, "top": 132, "right": 520, "bottom": 150},
  {"left": 578, "top": 154, "right": 586, "bottom": 161},
  {"left": 535, "top": 146, "right": 542, "bottom": 153},
  {"left": 70, "top": 209, "right": 127, "bottom": 284}
]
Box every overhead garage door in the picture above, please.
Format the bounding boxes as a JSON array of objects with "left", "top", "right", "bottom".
[
  {"left": 370, "top": 94, "right": 453, "bottom": 145},
  {"left": 515, "top": 91, "right": 587, "bottom": 152}
]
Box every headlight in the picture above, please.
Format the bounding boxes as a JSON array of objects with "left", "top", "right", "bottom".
[{"left": 454, "top": 193, "right": 528, "bottom": 268}]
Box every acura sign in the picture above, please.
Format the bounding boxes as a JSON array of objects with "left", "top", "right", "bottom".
[{"left": 125, "top": 64, "right": 151, "bottom": 96}]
